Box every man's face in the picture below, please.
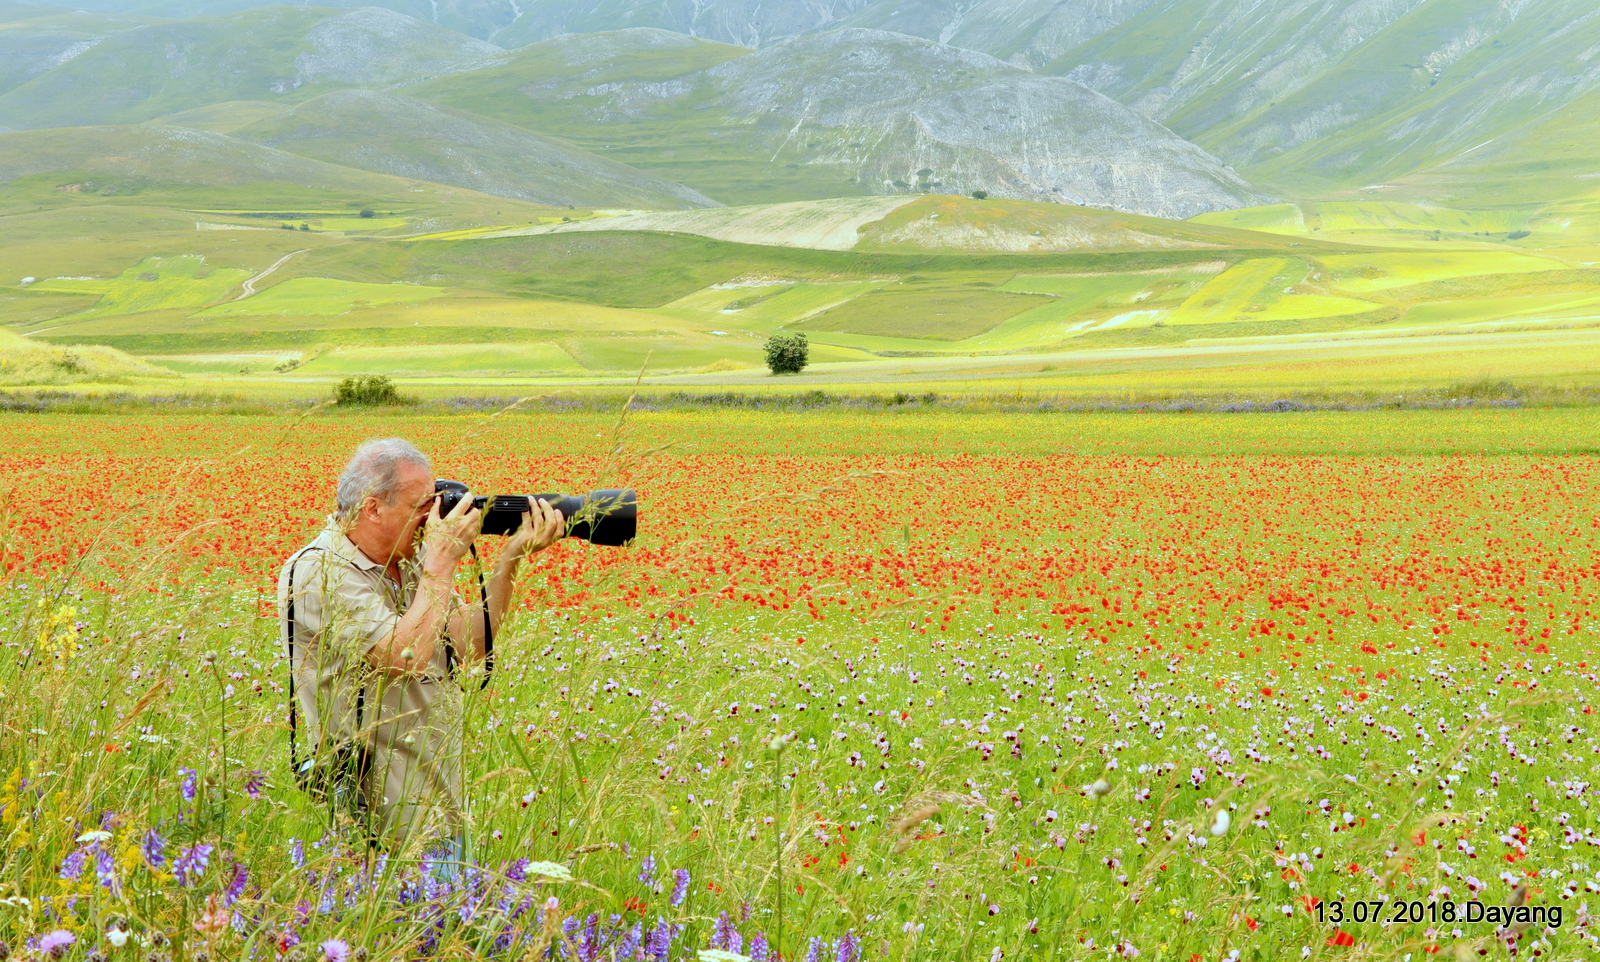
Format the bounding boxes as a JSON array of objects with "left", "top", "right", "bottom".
[{"left": 358, "top": 462, "right": 435, "bottom": 564}]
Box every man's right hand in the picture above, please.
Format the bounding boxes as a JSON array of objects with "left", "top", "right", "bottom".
[{"left": 422, "top": 489, "right": 481, "bottom": 578}]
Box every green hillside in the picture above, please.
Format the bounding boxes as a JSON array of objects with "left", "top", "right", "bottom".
[
  {"left": 0, "top": 9, "right": 159, "bottom": 97},
  {"left": 232, "top": 89, "right": 719, "bottom": 209},
  {"left": 0, "top": 5, "right": 504, "bottom": 129},
  {"left": 147, "top": 100, "right": 288, "bottom": 134},
  {"left": 0, "top": 124, "right": 559, "bottom": 218}
]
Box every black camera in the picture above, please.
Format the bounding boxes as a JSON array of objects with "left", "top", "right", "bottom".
[{"left": 434, "top": 479, "right": 637, "bottom": 546}]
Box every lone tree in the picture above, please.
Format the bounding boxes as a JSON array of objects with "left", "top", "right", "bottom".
[{"left": 763, "top": 332, "right": 809, "bottom": 375}]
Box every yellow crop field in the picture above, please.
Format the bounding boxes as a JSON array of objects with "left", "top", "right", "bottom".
[
  {"left": 1166, "top": 258, "right": 1287, "bottom": 324},
  {"left": 1241, "top": 293, "right": 1380, "bottom": 322},
  {"left": 32, "top": 255, "right": 250, "bottom": 317}
]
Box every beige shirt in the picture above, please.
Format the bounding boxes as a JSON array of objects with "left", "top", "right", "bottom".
[{"left": 277, "top": 516, "right": 469, "bottom": 843}]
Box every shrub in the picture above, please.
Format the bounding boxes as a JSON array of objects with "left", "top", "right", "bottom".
[
  {"left": 1506, "top": 229, "right": 1530, "bottom": 240},
  {"left": 335, "top": 374, "right": 406, "bottom": 406},
  {"left": 359, "top": 208, "right": 376, "bottom": 219},
  {"left": 970, "top": 190, "right": 988, "bottom": 200},
  {"left": 763, "top": 333, "right": 809, "bottom": 375}
]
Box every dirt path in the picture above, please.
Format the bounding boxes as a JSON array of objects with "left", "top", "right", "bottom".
[{"left": 235, "top": 249, "right": 308, "bottom": 301}]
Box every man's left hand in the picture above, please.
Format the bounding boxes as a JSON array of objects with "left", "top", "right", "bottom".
[{"left": 506, "top": 497, "right": 564, "bottom": 561}]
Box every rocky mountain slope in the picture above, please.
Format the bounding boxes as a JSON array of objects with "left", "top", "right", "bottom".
[
  {"left": 418, "top": 28, "right": 1267, "bottom": 216},
  {"left": 234, "top": 89, "right": 719, "bottom": 209},
  {"left": 1045, "top": 0, "right": 1600, "bottom": 195}
]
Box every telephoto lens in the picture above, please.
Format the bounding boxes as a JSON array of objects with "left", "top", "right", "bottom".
[{"left": 434, "top": 479, "right": 636, "bottom": 546}]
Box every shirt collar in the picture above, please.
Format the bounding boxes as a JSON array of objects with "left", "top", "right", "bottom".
[{"left": 320, "top": 514, "right": 388, "bottom": 572}]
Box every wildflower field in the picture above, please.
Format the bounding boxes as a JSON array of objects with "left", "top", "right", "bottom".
[{"left": 2, "top": 407, "right": 1599, "bottom": 962}]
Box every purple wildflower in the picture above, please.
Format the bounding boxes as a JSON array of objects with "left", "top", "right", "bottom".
[
  {"left": 172, "top": 843, "right": 214, "bottom": 887},
  {"left": 836, "top": 930, "right": 860, "bottom": 962},
  {"left": 244, "top": 771, "right": 265, "bottom": 800},
  {"left": 670, "top": 868, "right": 691, "bottom": 907},
  {"left": 711, "top": 912, "right": 741, "bottom": 953},
  {"left": 617, "top": 922, "right": 642, "bottom": 960},
  {"left": 320, "top": 939, "right": 350, "bottom": 962},
  {"left": 750, "top": 932, "right": 770, "bottom": 961},
  {"left": 638, "top": 855, "right": 656, "bottom": 887},
  {"left": 58, "top": 848, "right": 87, "bottom": 881},
  {"left": 37, "top": 931, "right": 75, "bottom": 959},
  {"left": 93, "top": 847, "right": 115, "bottom": 887},
  {"left": 646, "top": 919, "right": 673, "bottom": 962},
  {"left": 578, "top": 913, "right": 599, "bottom": 961},
  {"left": 223, "top": 863, "right": 248, "bottom": 906},
  {"left": 178, "top": 768, "right": 198, "bottom": 803},
  {"left": 506, "top": 858, "right": 529, "bottom": 883},
  {"left": 804, "top": 936, "right": 823, "bottom": 962},
  {"left": 288, "top": 838, "right": 305, "bottom": 869},
  {"left": 141, "top": 828, "right": 165, "bottom": 868}
]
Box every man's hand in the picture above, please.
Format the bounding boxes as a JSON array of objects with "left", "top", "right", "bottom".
[
  {"left": 421, "top": 489, "right": 481, "bottom": 578},
  {"left": 505, "top": 498, "right": 564, "bottom": 562}
]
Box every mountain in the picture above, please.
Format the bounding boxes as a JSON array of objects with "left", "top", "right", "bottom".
[
  {"left": 408, "top": 27, "right": 748, "bottom": 108},
  {"left": 0, "top": 9, "right": 158, "bottom": 99},
  {"left": 0, "top": 122, "right": 547, "bottom": 210},
  {"left": 485, "top": 0, "right": 872, "bottom": 50},
  {"left": 1044, "top": 0, "right": 1600, "bottom": 195},
  {"left": 234, "top": 89, "right": 719, "bottom": 208},
  {"left": 840, "top": 0, "right": 1160, "bottom": 69},
  {"left": 0, "top": 5, "right": 506, "bottom": 130},
  {"left": 417, "top": 28, "right": 1267, "bottom": 217},
  {"left": 1374, "top": 84, "right": 1600, "bottom": 209}
]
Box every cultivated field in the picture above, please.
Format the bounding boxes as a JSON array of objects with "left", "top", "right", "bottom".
[
  {"left": 7, "top": 195, "right": 1600, "bottom": 395},
  {"left": 1, "top": 408, "right": 1595, "bottom": 960}
]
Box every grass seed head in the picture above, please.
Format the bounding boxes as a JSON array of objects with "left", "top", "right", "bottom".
[{"left": 893, "top": 803, "right": 940, "bottom": 836}]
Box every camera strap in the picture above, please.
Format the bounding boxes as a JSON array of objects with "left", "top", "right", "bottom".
[
  {"left": 466, "top": 544, "right": 494, "bottom": 690},
  {"left": 284, "top": 547, "right": 367, "bottom": 789}
]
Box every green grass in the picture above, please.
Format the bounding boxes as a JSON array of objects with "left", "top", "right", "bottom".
[
  {"left": 663, "top": 284, "right": 795, "bottom": 313},
  {"left": 2, "top": 409, "right": 1597, "bottom": 962},
  {"left": 297, "top": 341, "right": 583, "bottom": 375},
  {"left": 33, "top": 255, "right": 250, "bottom": 318},
  {"left": 197, "top": 277, "right": 446, "bottom": 317},
  {"left": 1192, "top": 202, "right": 1531, "bottom": 239},
  {"left": 735, "top": 282, "right": 882, "bottom": 325},
  {"left": 1395, "top": 291, "right": 1600, "bottom": 329},
  {"left": 1320, "top": 251, "right": 1568, "bottom": 291},
  {"left": 797, "top": 288, "right": 1050, "bottom": 341}
]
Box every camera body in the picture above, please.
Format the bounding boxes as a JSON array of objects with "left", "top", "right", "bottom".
[{"left": 434, "top": 479, "right": 636, "bottom": 546}]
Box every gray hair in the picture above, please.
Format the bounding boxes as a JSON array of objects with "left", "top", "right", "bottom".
[{"left": 336, "top": 438, "right": 432, "bottom": 517}]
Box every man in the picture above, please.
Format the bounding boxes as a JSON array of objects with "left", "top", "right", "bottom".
[{"left": 278, "top": 438, "right": 563, "bottom": 852}]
